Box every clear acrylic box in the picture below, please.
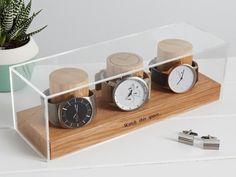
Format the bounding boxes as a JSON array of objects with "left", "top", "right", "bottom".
[{"left": 10, "top": 22, "right": 228, "bottom": 161}]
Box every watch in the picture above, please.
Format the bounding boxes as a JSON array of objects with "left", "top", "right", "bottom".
[
  {"left": 150, "top": 61, "right": 198, "bottom": 93},
  {"left": 100, "top": 71, "right": 151, "bottom": 111},
  {"left": 44, "top": 89, "right": 96, "bottom": 128}
]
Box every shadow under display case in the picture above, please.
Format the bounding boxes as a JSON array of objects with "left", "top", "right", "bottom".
[{"left": 10, "top": 22, "right": 228, "bottom": 161}]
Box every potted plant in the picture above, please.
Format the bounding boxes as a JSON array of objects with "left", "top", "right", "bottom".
[{"left": 0, "top": 0, "right": 47, "bottom": 92}]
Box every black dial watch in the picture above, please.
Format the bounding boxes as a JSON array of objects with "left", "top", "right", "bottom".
[{"left": 44, "top": 90, "right": 96, "bottom": 128}]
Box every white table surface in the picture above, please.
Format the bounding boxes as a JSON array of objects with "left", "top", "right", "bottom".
[{"left": 0, "top": 57, "right": 235, "bottom": 176}]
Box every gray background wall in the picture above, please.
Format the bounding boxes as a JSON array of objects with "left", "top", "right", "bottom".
[{"left": 31, "top": 0, "right": 236, "bottom": 58}]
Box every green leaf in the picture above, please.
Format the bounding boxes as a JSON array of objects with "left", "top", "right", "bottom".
[
  {"left": 5, "top": 0, "right": 11, "bottom": 5},
  {"left": 13, "top": 0, "right": 31, "bottom": 30},
  {"left": 2, "top": 0, "right": 14, "bottom": 32},
  {"left": 12, "top": 0, "right": 24, "bottom": 19},
  {"left": 0, "top": 0, "right": 47, "bottom": 48},
  {"left": 17, "top": 25, "right": 47, "bottom": 42},
  {"left": 22, "top": 9, "right": 42, "bottom": 34},
  {"left": 0, "top": 0, "right": 5, "bottom": 12},
  {"left": 22, "top": 0, "right": 31, "bottom": 19},
  {"left": 0, "top": 0, "right": 9, "bottom": 8},
  {"left": 0, "top": 0, "right": 4, "bottom": 7},
  {"left": 27, "top": 25, "right": 47, "bottom": 37},
  {"left": 9, "top": 9, "right": 42, "bottom": 40}
]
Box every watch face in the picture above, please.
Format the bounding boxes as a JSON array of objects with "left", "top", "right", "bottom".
[
  {"left": 113, "top": 77, "right": 149, "bottom": 111},
  {"left": 59, "top": 97, "right": 93, "bottom": 128},
  {"left": 168, "top": 64, "right": 197, "bottom": 93}
]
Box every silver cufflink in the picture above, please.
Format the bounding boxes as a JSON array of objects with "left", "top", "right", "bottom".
[
  {"left": 201, "top": 135, "right": 220, "bottom": 150},
  {"left": 178, "top": 130, "right": 198, "bottom": 145}
]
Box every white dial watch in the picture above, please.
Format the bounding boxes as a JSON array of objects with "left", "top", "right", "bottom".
[
  {"left": 99, "top": 71, "right": 151, "bottom": 111},
  {"left": 151, "top": 61, "right": 198, "bottom": 93}
]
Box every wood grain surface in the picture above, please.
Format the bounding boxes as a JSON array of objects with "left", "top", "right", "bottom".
[
  {"left": 156, "top": 39, "right": 193, "bottom": 71},
  {"left": 106, "top": 52, "right": 144, "bottom": 78},
  {"left": 17, "top": 73, "right": 221, "bottom": 159},
  {"left": 49, "top": 68, "right": 89, "bottom": 103}
]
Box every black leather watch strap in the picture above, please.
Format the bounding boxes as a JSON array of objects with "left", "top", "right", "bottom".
[
  {"left": 150, "top": 67, "right": 168, "bottom": 87},
  {"left": 192, "top": 61, "right": 199, "bottom": 82}
]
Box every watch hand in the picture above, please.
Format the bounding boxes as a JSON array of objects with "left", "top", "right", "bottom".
[
  {"left": 72, "top": 112, "right": 79, "bottom": 121},
  {"left": 126, "top": 89, "right": 133, "bottom": 100},
  {"left": 75, "top": 114, "right": 79, "bottom": 121},
  {"left": 181, "top": 69, "right": 185, "bottom": 78},
  {"left": 74, "top": 104, "right": 79, "bottom": 113},
  {"left": 176, "top": 69, "right": 185, "bottom": 85},
  {"left": 177, "top": 71, "right": 182, "bottom": 78},
  {"left": 177, "top": 77, "right": 183, "bottom": 85}
]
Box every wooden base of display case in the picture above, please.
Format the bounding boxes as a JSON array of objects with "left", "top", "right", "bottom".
[{"left": 17, "top": 73, "right": 221, "bottom": 159}]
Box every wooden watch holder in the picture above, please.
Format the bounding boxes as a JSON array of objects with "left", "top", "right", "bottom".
[{"left": 16, "top": 70, "right": 221, "bottom": 159}]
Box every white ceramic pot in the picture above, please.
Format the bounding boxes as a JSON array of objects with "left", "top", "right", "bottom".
[{"left": 0, "top": 37, "right": 39, "bottom": 92}]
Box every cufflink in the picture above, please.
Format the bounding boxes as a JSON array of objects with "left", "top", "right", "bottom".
[
  {"left": 201, "top": 135, "right": 220, "bottom": 150},
  {"left": 178, "top": 130, "right": 198, "bottom": 145}
]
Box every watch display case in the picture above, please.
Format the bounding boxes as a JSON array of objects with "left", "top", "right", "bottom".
[{"left": 10, "top": 22, "right": 228, "bottom": 161}]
